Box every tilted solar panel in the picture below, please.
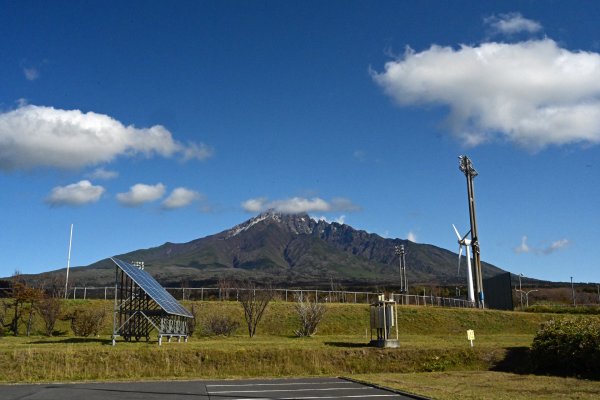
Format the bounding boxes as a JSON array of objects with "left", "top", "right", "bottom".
[{"left": 111, "top": 258, "right": 193, "bottom": 318}]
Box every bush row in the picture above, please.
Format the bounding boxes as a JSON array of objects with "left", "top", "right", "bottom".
[{"left": 531, "top": 317, "right": 600, "bottom": 378}]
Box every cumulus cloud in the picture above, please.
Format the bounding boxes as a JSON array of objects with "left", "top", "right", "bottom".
[
  {"left": 372, "top": 38, "right": 600, "bottom": 151},
  {"left": 514, "top": 235, "right": 570, "bottom": 255},
  {"left": 116, "top": 183, "right": 165, "bottom": 207},
  {"left": 86, "top": 167, "right": 119, "bottom": 180},
  {"left": 242, "top": 196, "right": 360, "bottom": 214},
  {"left": 161, "top": 187, "right": 202, "bottom": 210},
  {"left": 484, "top": 12, "right": 542, "bottom": 35},
  {"left": 45, "top": 180, "right": 105, "bottom": 206},
  {"left": 0, "top": 105, "right": 213, "bottom": 170}
]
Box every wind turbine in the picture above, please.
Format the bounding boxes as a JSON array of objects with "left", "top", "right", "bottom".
[{"left": 453, "top": 224, "right": 475, "bottom": 303}]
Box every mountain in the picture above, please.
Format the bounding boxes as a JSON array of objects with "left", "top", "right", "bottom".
[{"left": 25, "top": 211, "right": 506, "bottom": 289}]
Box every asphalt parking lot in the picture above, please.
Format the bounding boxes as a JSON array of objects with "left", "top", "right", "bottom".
[{"left": 0, "top": 377, "right": 421, "bottom": 399}]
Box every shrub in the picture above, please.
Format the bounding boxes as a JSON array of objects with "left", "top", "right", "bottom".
[
  {"left": 531, "top": 317, "right": 600, "bottom": 378},
  {"left": 294, "top": 296, "right": 326, "bottom": 337},
  {"left": 187, "top": 304, "right": 199, "bottom": 336},
  {"left": 35, "top": 296, "right": 62, "bottom": 336},
  {"left": 64, "top": 307, "right": 106, "bottom": 337},
  {"left": 201, "top": 314, "right": 239, "bottom": 336}
]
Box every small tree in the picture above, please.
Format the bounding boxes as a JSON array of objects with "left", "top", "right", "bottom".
[
  {"left": 64, "top": 307, "right": 106, "bottom": 337},
  {"left": 294, "top": 295, "right": 326, "bottom": 337},
  {"left": 35, "top": 295, "right": 62, "bottom": 336},
  {"left": 237, "top": 280, "right": 274, "bottom": 338},
  {"left": 218, "top": 277, "right": 233, "bottom": 301},
  {"left": 3, "top": 271, "right": 42, "bottom": 336}
]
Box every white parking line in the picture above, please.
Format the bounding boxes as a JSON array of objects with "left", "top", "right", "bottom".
[
  {"left": 207, "top": 381, "right": 352, "bottom": 387},
  {"left": 227, "top": 396, "right": 400, "bottom": 400},
  {"left": 210, "top": 387, "right": 373, "bottom": 394}
]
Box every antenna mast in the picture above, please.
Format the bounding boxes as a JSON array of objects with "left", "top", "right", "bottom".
[
  {"left": 64, "top": 224, "right": 73, "bottom": 299},
  {"left": 458, "top": 156, "right": 484, "bottom": 308},
  {"left": 395, "top": 245, "right": 408, "bottom": 296}
]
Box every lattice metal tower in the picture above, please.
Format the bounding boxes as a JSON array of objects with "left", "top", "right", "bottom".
[
  {"left": 458, "top": 155, "right": 485, "bottom": 308},
  {"left": 395, "top": 245, "right": 408, "bottom": 294}
]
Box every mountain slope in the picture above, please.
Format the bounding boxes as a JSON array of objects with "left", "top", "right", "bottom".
[{"left": 28, "top": 211, "right": 506, "bottom": 288}]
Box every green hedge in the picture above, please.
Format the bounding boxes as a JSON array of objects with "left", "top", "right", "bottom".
[{"left": 531, "top": 317, "right": 600, "bottom": 378}]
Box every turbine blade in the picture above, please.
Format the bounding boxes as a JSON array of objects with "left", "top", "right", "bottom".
[
  {"left": 457, "top": 245, "right": 463, "bottom": 275},
  {"left": 452, "top": 224, "right": 461, "bottom": 240},
  {"left": 461, "top": 229, "right": 472, "bottom": 242}
]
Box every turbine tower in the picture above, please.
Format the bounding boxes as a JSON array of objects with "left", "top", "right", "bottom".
[
  {"left": 458, "top": 155, "right": 484, "bottom": 308},
  {"left": 453, "top": 224, "right": 475, "bottom": 303}
]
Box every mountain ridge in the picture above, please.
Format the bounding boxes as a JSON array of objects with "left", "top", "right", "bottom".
[{"left": 19, "top": 211, "right": 507, "bottom": 289}]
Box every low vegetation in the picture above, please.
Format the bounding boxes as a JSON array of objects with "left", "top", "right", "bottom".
[
  {"left": 531, "top": 317, "right": 600, "bottom": 378},
  {"left": 0, "top": 298, "right": 598, "bottom": 399},
  {"left": 294, "top": 295, "right": 326, "bottom": 337}
]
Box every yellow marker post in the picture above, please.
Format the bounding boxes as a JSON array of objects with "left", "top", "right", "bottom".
[{"left": 467, "top": 329, "right": 475, "bottom": 347}]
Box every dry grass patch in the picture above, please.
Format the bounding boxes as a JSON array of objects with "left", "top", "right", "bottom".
[{"left": 355, "top": 371, "right": 600, "bottom": 400}]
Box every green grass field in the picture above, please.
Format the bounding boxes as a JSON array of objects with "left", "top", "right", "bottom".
[{"left": 0, "top": 299, "right": 598, "bottom": 398}]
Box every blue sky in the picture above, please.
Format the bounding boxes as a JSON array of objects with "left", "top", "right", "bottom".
[{"left": 1, "top": 1, "right": 599, "bottom": 284}]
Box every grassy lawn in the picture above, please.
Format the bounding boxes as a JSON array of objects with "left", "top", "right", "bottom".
[
  {"left": 355, "top": 371, "right": 600, "bottom": 400},
  {"left": 0, "top": 299, "right": 598, "bottom": 398}
]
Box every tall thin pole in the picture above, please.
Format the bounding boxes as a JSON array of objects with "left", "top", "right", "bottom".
[
  {"left": 459, "top": 156, "right": 484, "bottom": 308},
  {"left": 519, "top": 274, "right": 523, "bottom": 310},
  {"left": 571, "top": 276, "right": 575, "bottom": 306},
  {"left": 64, "top": 224, "right": 73, "bottom": 299},
  {"left": 395, "top": 245, "right": 408, "bottom": 295}
]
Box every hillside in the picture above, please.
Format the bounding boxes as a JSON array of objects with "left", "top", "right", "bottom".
[{"left": 23, "top": 211, "right": 506, "bottom": 289}]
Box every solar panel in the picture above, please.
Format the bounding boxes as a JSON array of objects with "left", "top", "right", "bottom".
[{"left": 111, "top": 258, "right": 193, "bottom": 318}]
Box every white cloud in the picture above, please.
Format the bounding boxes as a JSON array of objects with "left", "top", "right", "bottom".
[
  {"left": 45, "top": 180, "right": 105, "bottom": 206},
  {"left": 0, "top": 105, "right": 213, "bottom": 170},
  {"left": 23, "top": 67, "right": 40, "bottom": 81},
  {"left": 86, "top": 167, "right": 119, "bottom": 180},
  {"left": 312, "top": 215, "right": 346, "bottom": 224},
  {"left": 407, "top": 231, "right": 417, "bottom": 243},
  {"left": 372, "top": 38, "right": 600, "bottom": 151},
  {"left": 181, "top": 142, "right": 214, "bottom": 161},
  {"left": 543, "top": 238, "right": 570, "bottom": 254},
  {"left": 241, "top": 197, "right": 268, "bottom": 213},
  {"left": 116, "top": 183, "right": 165, "bottom": 207},
  {"left": 514, "top": 235, "right": 570, "bottom": 255},
  {"left": 242, "top": 196, "right": 360, "bottom": 214},
  {"left": 161, "top": 187, "right": 202, "bottom": 210},
  {"left": 484, "top": 13, "right": 542, "bottom": 35},
  {"left": 514, "top": 236, "right": 531, "bottom": 254}
]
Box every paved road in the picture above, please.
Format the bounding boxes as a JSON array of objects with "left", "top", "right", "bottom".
[{"left": 0, "top": 377, "right": 421, "bottom": 399}]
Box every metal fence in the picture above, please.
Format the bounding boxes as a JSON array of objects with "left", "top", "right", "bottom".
[
  {"left": 5, "top": 286, "right": 600, "bottom": 309},
  {"left": 57, "top": 286, "right": 476, "bottom": 308}
]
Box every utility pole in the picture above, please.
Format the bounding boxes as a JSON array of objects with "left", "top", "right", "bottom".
[
  {"left": 519, "top": 274, "right": 524, "bottom": 310},
  {"left": 64, "top": 224, "right": 73, "bottom": 299},
  {"left": 395, "top": 245, "right": 408, "bottom": 295},
  {"left": 571, "top": 276, "right": 575, "bottom": 306},
  {"left": 459, "top": 155, "right": 484, "bottom": 308}
]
